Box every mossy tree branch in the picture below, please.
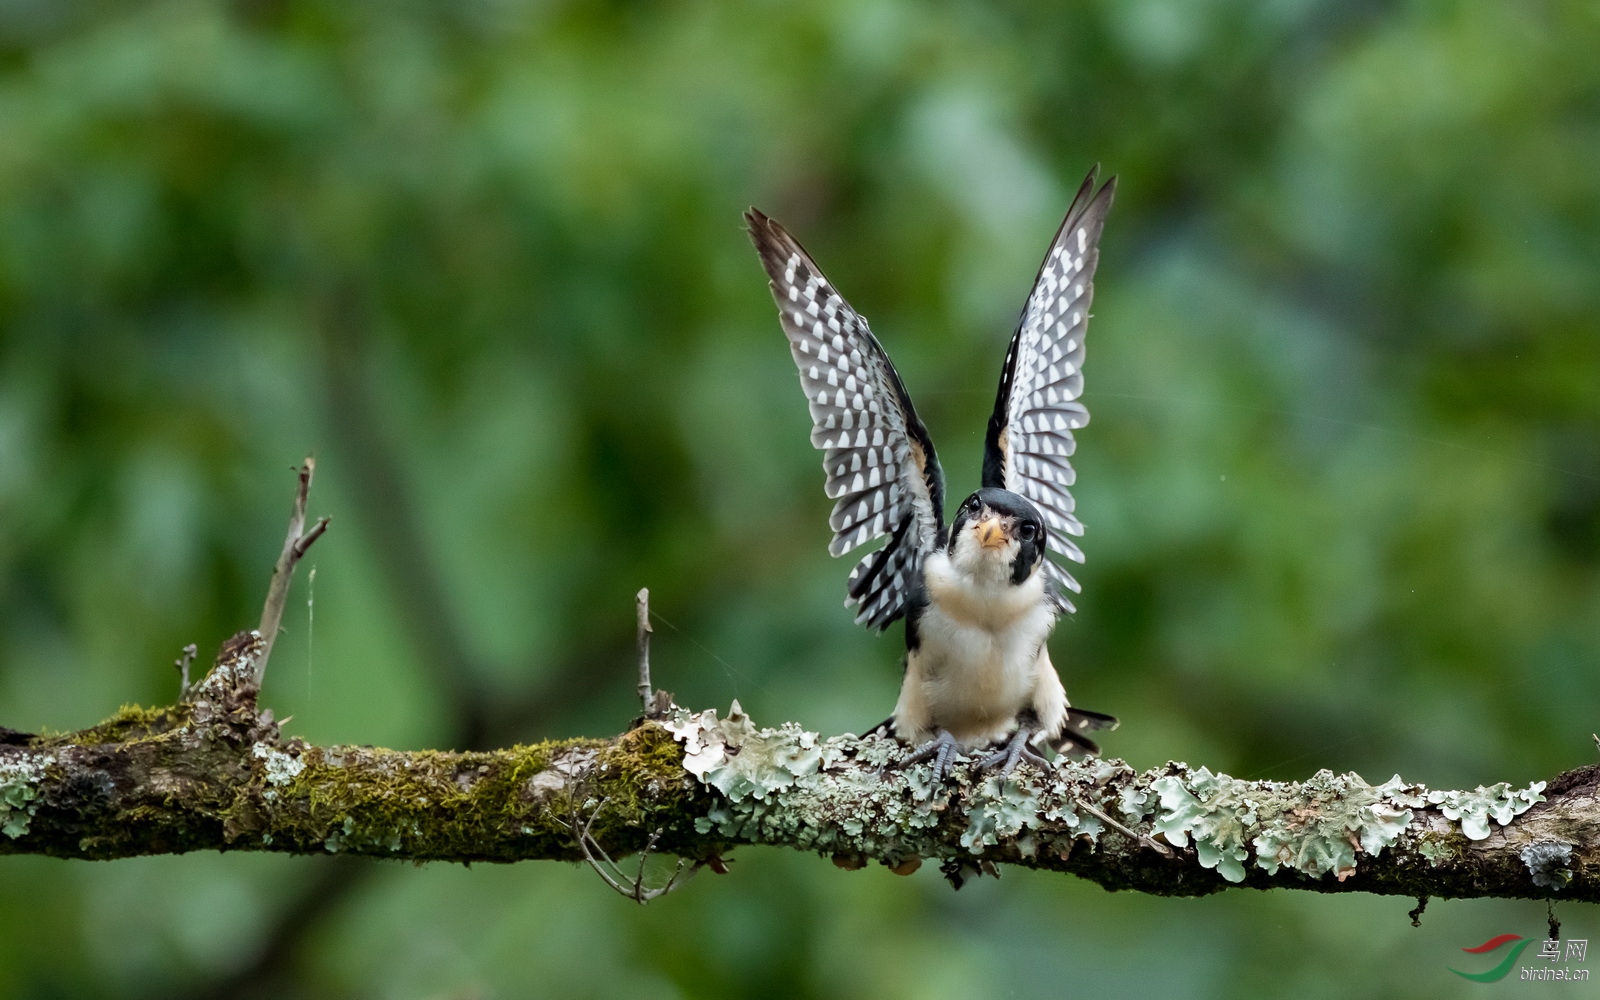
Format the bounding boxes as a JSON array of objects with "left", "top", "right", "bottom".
[
  {"left": 3, "top": 464, "right": 1597, "bottom": 903},
  {"left": 1, "top": 647, "right": 1596, "bottom": 901},
  {"left": 0, "top": 641, "right": 705, "bottom": 866}
]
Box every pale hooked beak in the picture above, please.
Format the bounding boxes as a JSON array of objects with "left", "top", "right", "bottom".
[{"left": 974, "top": 515, "right": 1009, "bottom": 550}]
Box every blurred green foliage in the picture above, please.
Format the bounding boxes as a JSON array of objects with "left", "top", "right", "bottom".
[{"left": 2, "top": 1, "right": 1599, "bottom": 997}]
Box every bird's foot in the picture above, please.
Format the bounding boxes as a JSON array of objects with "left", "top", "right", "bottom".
[
  {"left": 888, "top": 730, "right": 963, "bottom": 783},
  {"left": 972, "top": 726, "right": 1052, "bottom": 779}
]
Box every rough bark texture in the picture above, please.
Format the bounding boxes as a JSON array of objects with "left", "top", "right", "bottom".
[
  {"left": 3, "top": 631, "right": 1597, "bottom": 900},
  {"left": 0, "top": 633, "right": 706, "bottom": 865}
]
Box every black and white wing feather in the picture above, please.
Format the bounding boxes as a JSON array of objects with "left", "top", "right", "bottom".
[
  {"left": 982, "top": 168, "right": 1115, "bottom": 611},
  {"left": 747, "top": 209, "right": 946, "bottom": 631}
]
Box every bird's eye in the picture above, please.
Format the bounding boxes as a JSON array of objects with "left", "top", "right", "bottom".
[
  {"left": 1019, "top": 523, "right": 1038, "bottom": 541},
  {"left": 966, "top": 498, "right": 980, "bottom": 513}
]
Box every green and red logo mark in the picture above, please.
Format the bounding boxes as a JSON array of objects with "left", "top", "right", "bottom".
[{"left": 1450, "top": 934, "right": 1533, "bottom": 982}]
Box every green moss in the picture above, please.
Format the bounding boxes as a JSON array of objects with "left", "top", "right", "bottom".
[
  {"left": 7, "top": 707, "right": 706, "bottom": 864},
  {"left": 1416, "top": 833, "right": 1458, "bottom": 868},
  {"left": 231, "top": 726, "right": 699, "bottom": 863},
  {"left": 36, "top": 703, "right": 193, "bottom": 747},
  {"left": 278, "top": 742, "right": 565, "bottom": 858}
]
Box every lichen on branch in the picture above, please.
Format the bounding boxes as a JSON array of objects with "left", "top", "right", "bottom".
[
  {"left": 658, "top": 702, "right": 1571, "bottom": 895},
  {"left": 3, "top": 684, "right": 1594, "bottom": 903}
]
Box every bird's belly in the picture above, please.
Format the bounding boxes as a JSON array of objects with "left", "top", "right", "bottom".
[{"left": 908, "top": 607, "right": 1046, "bottom": 747}]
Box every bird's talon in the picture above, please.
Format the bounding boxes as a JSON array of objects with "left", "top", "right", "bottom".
[
  {"left": 1019, "top": 746, "right": 1052, "bottom": 770},
  {"left": 891, "top": 730, "right": 963, "bottom": 783},
  {"left": 972, "top": 728, "right": 1053, "bottom": 778}
]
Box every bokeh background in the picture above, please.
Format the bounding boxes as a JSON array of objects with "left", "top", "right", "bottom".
[{"left": 2, "top": 1, "right": 1599, "bottom": 997}]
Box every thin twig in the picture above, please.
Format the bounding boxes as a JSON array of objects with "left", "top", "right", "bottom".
[
  {"left": 636, "top": 588, "right": 654, "bottom": 712},
  {"left": 635, "top": 829, "right": 654, "bottom": 893},
  {"left": 255, "top": 458, "right": 331, "bottom": 685},
  {"left": 1078, "top": 801, "right": 1174, "bottom": 858},
  {"left": 569, "top": 798, "right": 694, "bottom": 904},
  {"left": 174, "top": 643, "right": 198, "bottom": 697}
]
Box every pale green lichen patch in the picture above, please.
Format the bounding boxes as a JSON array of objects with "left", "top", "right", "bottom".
[
  {"left": 666, "top": 704, "right": 1107, "bottom": 870},
  {"left": 666, "top": 704, "right": 1555, "bottom": 886},
  {"left": 960, "top": 773, "right": 1103, "bottom": 858},
  {"left": 962, "top": 774, "right": 1043, "bottom": 854},
  {"left": 672, "top": 702, "right": 824, "bottom": 801},
  {"left": 1521, "top": 840, "right": 1574, "bottom": 890},
  {"left": 1148, "top": 768, "right": 1428, "bottom": 882},
  {"left": 689, "top": 723, "right": 947, "bottom": 866},
  {"left": 1150, "top": 769, "right": 1256, "bottom": 881},
  {"left": 1251, "top": 773, "right": 1422, "bottom": 880},
  {"left": 672, "top": 704, "right": 974, "bottom": 862},
  {"left": 1, "top": 755, "right": 51, "bottom": 838},
  {"left": 1117, "top": 783, "right": 1151, "bottom": 822},
  {"left": 252, "top": 743, "right": 305, "bottom": 787},
  {"left": 1426, "top": 782, "right": 1546, "bottom": 841},
  {"left": 666, "top": 706, "right": 1456, "bottom": 882}
]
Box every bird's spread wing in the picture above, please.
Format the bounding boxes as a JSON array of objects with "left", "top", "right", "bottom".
[
  {"left": 747, "top": 209, "right": 945, "bottom": 631},
  {"left": 982, "top": 168, "right": 1115, "bottom": 611}
]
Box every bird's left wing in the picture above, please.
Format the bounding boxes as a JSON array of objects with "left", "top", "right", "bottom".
[
  {"left": 982, "top": 168, "right": 1116, "bottom": 611},
  {"left": 747, "top": 209, "right": 945, "bottom": 631}
]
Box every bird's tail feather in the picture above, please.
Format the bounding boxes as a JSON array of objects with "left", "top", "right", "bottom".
[
  {"left": 1050, "top": 707, "right": 1119, "bottom": 759},
  {"left": 864, "top": 717, "right": 896, "bottom": 739}
]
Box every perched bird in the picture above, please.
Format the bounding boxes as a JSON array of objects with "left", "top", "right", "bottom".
[{"left": 746, "top": 167, "right": 1120, "bottom": 782}]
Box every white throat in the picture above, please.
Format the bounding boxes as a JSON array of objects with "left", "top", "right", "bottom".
[{"left": 947, "top": 520, "right": 1021, "bottom": 586}]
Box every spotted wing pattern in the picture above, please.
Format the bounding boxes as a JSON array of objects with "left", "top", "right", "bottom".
[
  {"left": 982, "top": 168, "right": 1115, "bottom": 611},
  {"left": 747, "top": 209, "right": 945, "bottom": 631}
]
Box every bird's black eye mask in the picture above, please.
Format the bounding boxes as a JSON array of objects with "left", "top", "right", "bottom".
[{"left": 1010, "top": 519, "right": 1045, "bottom": 585}]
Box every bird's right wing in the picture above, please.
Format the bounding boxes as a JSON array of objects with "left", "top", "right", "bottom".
[
  {"left": 981, "top": 168, "right": 1115, "bottom": 611},
  {"left": 746, "top": 209, "right": 945, "bottom": 631}
]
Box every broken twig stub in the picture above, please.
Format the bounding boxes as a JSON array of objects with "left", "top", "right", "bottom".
[
  {"left": 254, "top": 457, "right": 330, "bottom": 685},
  {"left": 636, "top": 588, "right": 654, "bottom": 712}
]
